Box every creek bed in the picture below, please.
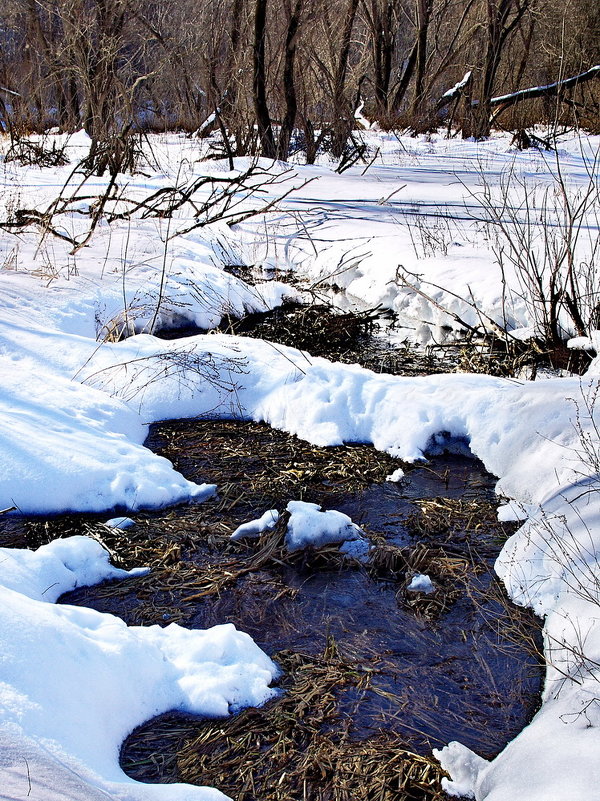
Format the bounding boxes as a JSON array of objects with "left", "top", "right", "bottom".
[
  {"left": 50, "top": 419, "right": 542, "bottom": 799},
  {"left": 0, "top": 302, "right": 544, "bottom": 799}
]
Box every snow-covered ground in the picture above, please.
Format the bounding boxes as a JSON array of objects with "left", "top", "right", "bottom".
[{"left": 0, "top": 129, "right": 599, "bottom": 800}]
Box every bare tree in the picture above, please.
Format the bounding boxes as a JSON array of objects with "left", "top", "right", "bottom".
[{"left": 466, "top": 0, "right": 532, "bottom": 138}]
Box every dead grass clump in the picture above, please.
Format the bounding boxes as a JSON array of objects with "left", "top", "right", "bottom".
[
  {"left": 23, "top": 514, "right": 191, "bottom": 570},
  {"left": 148, "top": 419, "right": 404, "bottom": 511},
  {"left": 405, "top": 497, "right": 516, "bottom": 546},
  {"left": 369, "top": 542, "right": 468, "bottom": 619},
  {"left": 123, "top": 640, "right": 449, "bottom": 801},
  {"left": 79, "top": 515, "right": 352, "bottom": 626},
  {"left": 226, "top": 303, "right": 384, "bottom": 357}
]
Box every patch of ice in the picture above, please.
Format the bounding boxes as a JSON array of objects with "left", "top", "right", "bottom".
[{"left": 339, "top": 538, "right": 371, "bottom": 562}]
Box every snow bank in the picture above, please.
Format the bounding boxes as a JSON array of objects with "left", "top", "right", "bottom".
[
  {"left": 232, "top": 129, "right": 599, "bottom": 345},
  {"left": 0, "top": 539, "right": 279, "bottom": 801},
  {"left": 0, "top": 535, "right": 147, "bottom": 602},
  {"left": 6, "top": 324, "right": 589, "bottom": 517}
]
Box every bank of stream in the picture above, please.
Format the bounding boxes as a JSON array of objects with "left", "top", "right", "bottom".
[{"left": 0, "top": 301, "right": 544, "bottom": 801}]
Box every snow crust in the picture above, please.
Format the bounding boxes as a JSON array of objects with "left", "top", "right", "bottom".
[{"left": 0, "top": 129, "right": 599, "bottom": 800}]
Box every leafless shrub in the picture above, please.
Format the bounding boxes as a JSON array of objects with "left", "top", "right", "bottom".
[
  {"left": 4, "top": 134, "right": 69, "bottom": 168},
  {"left": 0, "top": 149, "right": 313, "bottom": 255},
  {"left": 80, "top": 346, "right": 250, "bottom": 416},
  {"left": 567, "top": 380, "right": 600, "bottom": 489},
  {"left": 471, "top": 150, "right": 600, "bottom": 348},
  {"left": 81, "top": 127, "right": 145, "bottom": 177}
]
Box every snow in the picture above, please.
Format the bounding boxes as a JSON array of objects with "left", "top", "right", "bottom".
[
  {"left": 284, "top": 500, "right": 364, "bottom": 552},
  {"left": 0, "top": 129, "right": 599, "bottom": 800},
  {"left": 490, "top": 64, "right": 600, "bottom": 105},
  {"left": 0, "top": 539, "right": 279, "bottom": 801},
  {"left": 230, "top": 509, "right": 279, "bottom": 540},
  {"left": 441, "top": 71, "right": 472, "bottom": 100},
  {"left": 386, "top": 467, "right": 405, "bottom": 482},
  {"left": 105, "top": 516, "right": 136, "bottom": 529},
  {"left": 568, "top": 330, "right": 600, "bottom": 356},
  {"left": 407, "top": 573, "right": 435, "bottom": 594},
  {"left": 230, "top": 503, "right": 365, "bottom": 553},
  {"left": 0, "top": 536, "right": 147, "bottom": 602}
]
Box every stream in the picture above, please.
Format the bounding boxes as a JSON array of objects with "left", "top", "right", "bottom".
[{"left": 0, "top": 301, "right": 544, "bottom": 798}]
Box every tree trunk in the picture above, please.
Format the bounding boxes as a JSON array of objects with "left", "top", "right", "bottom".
[
  {"left": 253, "top": 0, "right": 277, "bottom": 158},
  {"left": 278, "top": 0, "right": 303, "bottom": 160},
  {"left": 331, "top": 0, "right": 360, "bottom": 158},
  {"left": 469, "top": 0, "right": 530, "bottom": 139},
  {"left": 410, "top": 0, "right": 434, "bottom": 121}
]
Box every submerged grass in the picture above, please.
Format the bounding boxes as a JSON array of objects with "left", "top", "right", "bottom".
[
  {"left": 122, "top": 639, "right": 450, "bottom": 801},
  {"left": 5, "top": 419, "right": 541, "bottom": 797},
  {"left": 149, "top": 419, "right": 404, "bottom": 512}
]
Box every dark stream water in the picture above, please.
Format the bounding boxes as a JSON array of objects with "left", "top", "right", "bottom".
[
  {"left": 153, "top": 453, "right": 541, "bottom": 757},
  {"left": 52, "top": 441, "right": 541, "bottom": 765}
]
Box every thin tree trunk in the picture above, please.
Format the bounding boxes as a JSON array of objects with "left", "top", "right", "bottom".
[
  {"left": 331, "top": 0, "right": 360, "bottom": 158},
  {"left": 410, "top": 0, "right": 433, "bottom": 120},
  {"left": 278, "top": 0, "right": 303, "bottom": 160},
  {"left": 391, "top": 38, "right": 419, "bottom": 110},
  {"left": 253, "top": 0, "right": 277, "bottom": 158}
]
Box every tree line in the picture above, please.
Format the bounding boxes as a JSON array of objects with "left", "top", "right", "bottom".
[{"left": 0, "top": 0, "right": 598, "bottom": 159}]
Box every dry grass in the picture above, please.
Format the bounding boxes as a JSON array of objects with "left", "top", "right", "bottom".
[
  {"left": 149, "top": 419, "right": 405, "bottom": 513},
  {"left": 406, "top": 497, "right": 515, "bottom": 546}
]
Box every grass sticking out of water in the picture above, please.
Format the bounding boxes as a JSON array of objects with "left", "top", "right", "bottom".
[{"left": 122, "top": 638, "right": 450, "bottom": 801}]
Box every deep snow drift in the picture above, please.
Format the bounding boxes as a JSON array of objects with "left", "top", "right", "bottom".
[{"left": 0, "top": 129, "right": 599, "bottom": 800}]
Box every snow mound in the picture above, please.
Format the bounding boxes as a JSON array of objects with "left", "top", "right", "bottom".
[
  {"left": 285, "top": 500, "right": 364, "bottom": 552},
  {"left": 407, "top": 573, "right": 435, "bottom": 594},
  {"left": 231, "top": 509, "right": 279, "bottom": 540}
]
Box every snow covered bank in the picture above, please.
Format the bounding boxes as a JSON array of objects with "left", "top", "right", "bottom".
[
  {"left": 0, "top": 538, "right": 279, "bottom": 801},
  {"left": 233, "top": 129, "right": 600, "bottom": 345},
  {"left": 0, "top": 130, "right": 599, "bottom": 800},
  {"left": 1, "top": 267, "right": 599, "bottom": 800}
]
